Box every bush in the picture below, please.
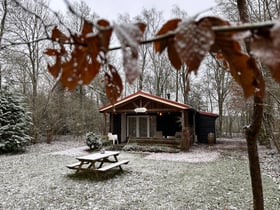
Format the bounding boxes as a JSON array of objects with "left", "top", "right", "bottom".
[
  {"left": 123, "top": 143, "right": 180, "bottom": 153},
  {"left": 85, "top": 132, "right": 102, "bottom": 150},
  {"left": 0, "top": 89, "right": 32, "bottom": 153}
]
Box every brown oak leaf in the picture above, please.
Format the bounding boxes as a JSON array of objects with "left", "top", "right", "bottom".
[
  {"left": 45, "top": 20, "right": 113, "bottom": 90},
  {"left": 175, "top": 18, "right": 215, "bottom": 73},
  {"left": 105, "top": 65, "right": 123, "bottom": 104},
  {"left": 202, "top": 16, "right": 265, "bottom": 98},
  {"left": 114, "top": 22, "right": 146, "bottom": 84},
  {"left": 154, "top": 19, "right": 181, "bottom": 53},
  {"left": 250, "top": 21, "right": 280, "bottom": 83},
  {"left": 96, "top": 19, "right": 113, "bottom": 53},
  {"left": 51, "top": 26, "right": 70, "bottom": 43}
]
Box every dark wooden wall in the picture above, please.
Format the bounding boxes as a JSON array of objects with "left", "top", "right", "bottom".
[{"left": 195, "top": 114, "right": 218, "bottom": 143}]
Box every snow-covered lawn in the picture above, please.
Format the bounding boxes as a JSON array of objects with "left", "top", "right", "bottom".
[{"left": 0, "top": 138, "right": 279, "bottom": 209}]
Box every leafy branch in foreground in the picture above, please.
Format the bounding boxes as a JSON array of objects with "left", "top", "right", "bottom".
[{"left": 45, "top": 16, "right": 278, "bottom": 103}]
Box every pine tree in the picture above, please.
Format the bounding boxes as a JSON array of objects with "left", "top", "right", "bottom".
[{"left": 0, "top": 89, "right": 32, "bottom": 153}]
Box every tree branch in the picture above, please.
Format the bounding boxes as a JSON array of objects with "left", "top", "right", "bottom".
[{"left": 109, "top": 20, "right": 276, "bottom": 51}]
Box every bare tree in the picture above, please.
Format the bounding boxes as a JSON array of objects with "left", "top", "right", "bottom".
[
  {"left": 203, "top": 55, "right": 232, "bottom": 136},
  {"left": 0, "top": 0, "right": 8, "bottom": 89},
  {"left": 1, "top": 0, "right": 53, "bottom": 142}
]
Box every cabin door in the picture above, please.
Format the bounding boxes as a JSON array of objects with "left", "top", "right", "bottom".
[{"left": 127, "top": 115, "right": 155, "bottom": 138}]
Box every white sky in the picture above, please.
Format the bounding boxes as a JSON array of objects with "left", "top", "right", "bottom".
[{"left": 49, "top": 0, "right": 217, "bottom": 21}]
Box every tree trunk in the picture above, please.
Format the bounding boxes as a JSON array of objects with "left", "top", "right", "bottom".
[
  {"left": 244, "top": 96, "right": 264, "bottom": 210},
  {"left": 0, "top": 0, "right": 8, "bottom": 90},
  {"left": 237, "top": 0, "right": 264, "bottom": 209}
]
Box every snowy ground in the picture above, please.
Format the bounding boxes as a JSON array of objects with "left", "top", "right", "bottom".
[{"left": 0, "top": 137, "right": 279, "bottom": 209}]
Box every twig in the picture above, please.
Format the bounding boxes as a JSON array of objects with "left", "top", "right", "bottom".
[
  {"left": 109, "top": 20, "right": 276, "bottom": 51},
  {"left": 212, "top": 20, "right": 275, "bottom": 32},
  {"left": 0, "top": 38, "right": 50, "bottom": 50},
  {"left": 13, "top": 0, "right": 51, "bottom": 39}
]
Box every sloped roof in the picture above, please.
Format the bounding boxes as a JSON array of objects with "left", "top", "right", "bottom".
[
  {"left": 99, "top": 90, "right": 191, "bottom": 112},
  {"left": 199, "top": 111, "right": 219, "bottom": 117}
]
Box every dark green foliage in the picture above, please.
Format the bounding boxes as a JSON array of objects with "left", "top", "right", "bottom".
[
  {"left": 0, "top": 89, "right": 32, "bottom": 153},
  {"left": 85, "top": 132, "right": 102, "bottom": 150}
]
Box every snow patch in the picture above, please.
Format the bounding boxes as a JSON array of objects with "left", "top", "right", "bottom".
[
  {"left": 50, "top": 146, "right": 89, "bottom": 156},
  {"left": 145, "top": 151, "right": 220, "bottom": 163}
]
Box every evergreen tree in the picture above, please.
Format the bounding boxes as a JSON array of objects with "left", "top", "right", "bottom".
[{"left": 0, "top": 89, "right": 32, "bottom": 153}]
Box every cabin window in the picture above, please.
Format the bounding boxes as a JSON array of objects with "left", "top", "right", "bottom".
[{"left": 127, "top": 115, "right": 156, "bottom": 138}]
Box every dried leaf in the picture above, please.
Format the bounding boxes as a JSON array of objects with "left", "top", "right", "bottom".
[
  {"left": 105, "top": 65, "right": 123, "bottom": 104},
  {"left": 96, "top": 19, "right": 113, "bottom": 52},
  {"left": 205, "top": 16, "right": 233, "bottom": 53},
  {"left": 114, "top": 23, "right": 145, "bottom": 49},
  {"left": 250, "top": 22, "right": 280, "bottom": 83},
  {"left": 51, "top": 26, "right": 69, "bottom": 43},
  {"left": 167, "top": 39, "right": 182, "bottom": 70},
  {"left": 154, "top": 19, "right": 181, "bottom": 53},
  {"left": 204, "top": 16, "right": 265, "bottom": 98},
  {"left": 271, "top": 20, "right": 280, "bottom": 47},
  {"left": 114, "top": 23, "right": 146, "bottom": 84},
  {"left": 59, "top": 60, "right": 79, "bottom": 91},
  {"left": 48, "top": 61, "right": 61, "bottom": 78},
  {"left": 81, "top": 20, "right": 93, "bottom": 35},
  {"left": 135, "top": 22, "right": 147, "bottom": 34},
  {"left": 174, "top": 18, "right": 215, "bottom": 73},
  {"left": 44, "top": 48, "right": 60, "bottom": 56},
  {"left": 215, "top": 53, "right": 229, "bottom": 69},
  {"left": 46, "top": 20, "right": 102, "bottom": 91}
]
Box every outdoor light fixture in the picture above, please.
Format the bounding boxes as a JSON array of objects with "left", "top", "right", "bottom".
[{"left": 134, "top": 107, "right": 147, "bottom": 113}]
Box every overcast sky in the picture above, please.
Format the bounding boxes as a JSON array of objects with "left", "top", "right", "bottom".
[{"left": 49, "top": 0, "right": 217, "bottom": 21}]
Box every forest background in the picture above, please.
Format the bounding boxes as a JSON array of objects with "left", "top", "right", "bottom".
[{"left": 0, "top": 0, "right": 279, "bottom": 149}]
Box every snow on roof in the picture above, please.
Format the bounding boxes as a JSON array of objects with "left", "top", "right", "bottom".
[{"left": 99, "top": 90, "right": 191, "bottom": 112}]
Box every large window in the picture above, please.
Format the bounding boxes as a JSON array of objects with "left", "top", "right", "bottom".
[{"left": 127, "top": 115, "right": 156, "bottom": 138}]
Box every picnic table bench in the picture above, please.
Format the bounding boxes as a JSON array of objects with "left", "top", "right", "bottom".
[{"left": 67, "top": 151, "right": 129, "bottom": 173}]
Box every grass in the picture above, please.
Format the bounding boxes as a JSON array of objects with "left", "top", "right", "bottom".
[{"left": 0, "top": 141, "right": 279, "bottom": 210}]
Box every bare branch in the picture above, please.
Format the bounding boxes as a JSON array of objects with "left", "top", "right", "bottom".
[
  {"left": 110, "top": 20, "right": 276, "bottom": 51},
  {"left": 12, "top": 0, "right": 51, "bottom": 39},
  {"left": 212, "top": 20, "right": 275, "bottom": 32}
]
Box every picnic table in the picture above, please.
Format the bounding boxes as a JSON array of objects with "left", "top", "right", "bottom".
[{"left": 67, "top": 151, "right": 129, "bottom": 173}]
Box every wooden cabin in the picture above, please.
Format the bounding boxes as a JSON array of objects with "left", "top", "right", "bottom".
[
  {"left": 195, "top": 111, "right": 219, "bottom": 144},
  {"left": 99, "top": 90, "right": 218, "bottom": 150}
]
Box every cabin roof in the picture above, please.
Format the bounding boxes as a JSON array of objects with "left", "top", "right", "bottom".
[
  {"left": 199, "top": 111, "right": 219, "bottom": 117},
  {"left": 99, "top": 90, "right": 191, "bottom": 112}
]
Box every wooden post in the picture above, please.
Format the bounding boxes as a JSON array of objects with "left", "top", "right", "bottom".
[
  {"left": 181, "top": 127, "right": 190, "bottom": 151},
  {"left": 103, "top": 113, "right": 107, "bottom": 135},
  {"left": 181, "top": 111, "right": 190, "bottom": 151}
]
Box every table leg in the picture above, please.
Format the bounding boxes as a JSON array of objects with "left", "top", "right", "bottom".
[
  {"left": 97, "top": 159, "right": 105, "bottom": 168},
  {"left": 75, "top": 161, "right": 84, "bottom": 174},
  {"left": 113, "top": 155, "right": 119, "bottom": 162}
]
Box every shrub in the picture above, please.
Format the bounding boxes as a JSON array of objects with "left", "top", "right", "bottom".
[
  {"left": 123, "top": 143, "right": 180, "bottom": 153},
  {"left": 85, "top": 132, "right": 102, "bottom": 150},
  {"left": 0, "top": 89, "right": 32, "bottom": 153}
]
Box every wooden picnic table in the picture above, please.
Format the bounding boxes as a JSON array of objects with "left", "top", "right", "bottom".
[{"left": 67, "top": 151, "right": 129, "bottom": 173}]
